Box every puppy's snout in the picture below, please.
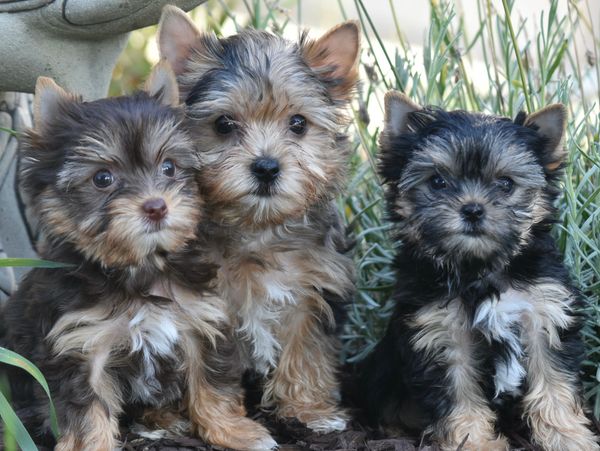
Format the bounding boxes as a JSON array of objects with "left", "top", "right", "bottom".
[
  {"left": 251, "top": 157, "right": 280, "bottom": 183},
  {"left": 142, "top": 198, "right": 168, "bottom": 221},
  {"left": 461, "top": 203, "right": 485, "bottom": 223}
]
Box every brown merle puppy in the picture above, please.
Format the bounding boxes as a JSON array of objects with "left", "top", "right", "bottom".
[
  {"left": 157, "top": 6, "right": 359, "bottom": 432},
  {"left": 356, "top": 92, "right": 599, "bottom": 450},
  {"left": 0, "top": 63, "right": 275, "bottom": 451}
]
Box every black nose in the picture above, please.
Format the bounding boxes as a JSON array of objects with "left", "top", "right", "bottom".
[
  {"left": 142, "top": 198, "right": 168, "bottom": 222},
  {"left": 461, "top": 203, "right": 485, "bottom": 223},
  {"left": 251, "top": 157, "right": 280, "bottom": 183}
]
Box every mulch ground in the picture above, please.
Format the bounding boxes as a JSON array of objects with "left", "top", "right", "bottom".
[
  {"left": 117, "top": 407, "right": 560, "bottom": 451},
  {"left": 120, "top": 413, "right": 438, "bottom": 451},
  {"left": 22, "top": 376, "right": 600, "bottom": 451},
  {"left": 28, "top": 408, "right": 590, "bottom": 450}
]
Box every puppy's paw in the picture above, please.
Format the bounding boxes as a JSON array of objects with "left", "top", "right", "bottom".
[
  {"left": 441, "top": 435, "right": 509, "bottom": 451},
  {"left": 306, "top": 413, "right": 347, "bottom": 433},
  {"left": 198, "top": 416, "right": 277, "bottom": 451},
  {"left": 531, "top": 426, "right": 599, "bottom": 451},
  {"left": 246, "top": 434, "right": 279, "bottom": 450},
  {"left": 55, "top": 432, "right": 119, "bottom": 451},
  {"left": 279, "top": 405, "right": 348, "bottom": 434}
]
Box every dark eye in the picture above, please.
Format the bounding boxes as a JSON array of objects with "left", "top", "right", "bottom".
[
  {"left": 430, "top": 175, "right": 447, "bottom": 190},
  {"left": 93, "top": 169, "right": 114, "bottom": 188},
  {"left": 161, "top": 159, "right": 175, "bottom": 177},
  {"left": 215, "top": 115, "right": 237, "bottom": 135},
  {"left": 496, "top": 176, "right": 514, "bottom": 193},
  {"left": 289, "top": 114, "right": 307, "bottom": 135}
]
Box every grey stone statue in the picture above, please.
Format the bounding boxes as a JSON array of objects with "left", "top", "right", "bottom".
[{"left": 0, "top": 0, "right": 207, "bottom": 301}]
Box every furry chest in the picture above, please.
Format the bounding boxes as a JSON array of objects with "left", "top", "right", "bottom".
[
  {"left": 120, "top": 303, "right": 183, "bottom": 404},
  {"left": 413, "top": 282, "right": 575, "bottom": 401},
  {"left": 221, "top": 254, "right": 300, "bottom": 373},
  {"left": 48, "top": 299, "right": 187, "bottom": 406},
  {"left": 471, "top": 290, "right": 533, "bottom": 398}
]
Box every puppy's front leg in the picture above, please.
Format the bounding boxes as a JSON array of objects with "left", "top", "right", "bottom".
[
  {"left": 521, "top": 282, "right": 599, "bottom": 451},
  {"left": 412, "top": 300, "right": 508, "bottom": 450},
  {"left": 52, "top": 356, "right": 122, "bottom": 451},
  {"left": 264, "top": 298, "right": 348, "bottom": 433},
  {"left": 184, "top": 337, "right": 277, "bottom": 451}
]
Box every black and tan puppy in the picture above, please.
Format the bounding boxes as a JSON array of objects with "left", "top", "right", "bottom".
[
  {"left": 0, "top": 63, "right": 275, "bottom": 450},
  {"left": 356, "top": 92, "right": 599, "bottom": 450},
  {"left": 157, "top": 6, "right": 359, "bottom": 432}
]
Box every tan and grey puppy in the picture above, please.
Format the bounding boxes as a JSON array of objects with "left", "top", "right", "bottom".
[
  {"left": 0, "top": 63, "right": 275, "bottom": 451},
  {"left": 158, "top": 6, "right": 359, "bottom": 432}
]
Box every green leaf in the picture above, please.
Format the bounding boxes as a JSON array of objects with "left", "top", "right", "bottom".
[
  {"left": 0, "top": 259, "right": 72, "bottom": 269},
  {"left": 0, "top": 127, "right": 18, "bottom": 137},
  {"left": 0, "top": 348, "right": 60, "bottom": 438},
  {"left": 0, "top": 390, "right": 37, "bottom": 451},
  {"left": 0, "top": 373, "right": 16, "bottom": 451}
]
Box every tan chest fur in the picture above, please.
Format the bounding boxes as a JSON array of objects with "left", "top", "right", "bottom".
[
  {"left": 47, "top": 280, "right": 227, "bottom": 404},
  {"left": 210, "top": 224, "right": 354, "bottom": 373}
]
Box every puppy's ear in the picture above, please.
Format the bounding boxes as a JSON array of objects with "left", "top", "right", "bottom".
[
  {"left": 157, "top": 5, "right": 200, "bottom": 76},
  {"left": 383, "top": 91, "right": 422, "bottom": 136},
  {"left": 302, "top": 21, "right": 360, "bottom": 101},
  {"left": 145, "top": 60, "right": 180, "bottom": 107},
  {"left": 524, "top": 104, "right": 567, "bottom": 172},
  {"left": 34, "top": 77, "right": 77, "bottom": 131}
]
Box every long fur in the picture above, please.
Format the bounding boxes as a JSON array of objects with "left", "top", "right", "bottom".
[
  {"left": 355, "top": 98, "right": 599, "bottom": 450},
  {"left": 0, "top": 84, "right": 275, "bottom": 450},
  {"left": 157, "top": 10, "right": 360, "bottom": 432}
]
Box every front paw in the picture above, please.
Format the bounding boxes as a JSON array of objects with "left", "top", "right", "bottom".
[
  {"left": 530, "top": 423, "right": 599, "bottom": 451},
  {"left": 305, "top": 413, "right": 347, "bottom": 433},
  {"left": 278, "top": 405, "right": 348, "bottom": 433},
  {"left": 55, "top": 432, "right": 118, "bottom": 451},
  {"left": 196, "top": 416, "right": 277, "bottom": 450},
  {"left": 440, "top": 435, "right": 509, "bottom": 451}
]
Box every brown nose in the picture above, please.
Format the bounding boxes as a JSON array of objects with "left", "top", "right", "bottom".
[{"left": 142, "top": 198, "right": 168, "bottom": 221}]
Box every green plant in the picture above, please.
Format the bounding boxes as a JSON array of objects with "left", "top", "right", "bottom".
[
  {"left": 0, "top": 259, "right": 66, "bottom": 450},
  {"left": 0, "top": 348, "right": 60, "bottom": 451}
]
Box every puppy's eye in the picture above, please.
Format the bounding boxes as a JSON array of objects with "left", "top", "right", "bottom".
[
  {"left": 430, "top": 175, "right": 447, "bottom": 190},
  {"left": 289, "top": 114, "right": 307, "bottom": 135},
  {"left": 93, "top": 169, "right": 114, "bottom": 189},
  {"left": 215, "top": 115, "right": 237, "bottom": 135},
  {"left": 161, "top": 159, "right": 176, "bottom": 177},
  {"left": 496, "top": 176, "right": 514, "bottom": 193}
]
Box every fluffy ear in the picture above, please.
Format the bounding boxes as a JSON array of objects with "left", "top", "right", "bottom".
[
  {"left": 145, "top": 60, "right": 180, "bottom": 107},
  {"left": 34, "top": 77, "right": 77, "bottom": 130},
  {"left": 157, "top": 5, "right": 200, "bottom": 76},
  {"left": 524, "top": 104, "right": 567, "bottom": 171},
  {"left": 302, "top": 21, "right": 360, "bottom": 100},
  {"left": 383, "top": 91, "right": 422, "bottom": 136}
]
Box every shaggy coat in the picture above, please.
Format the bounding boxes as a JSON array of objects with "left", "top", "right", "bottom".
[
  {"left": 158, "top": 6, "right": 359, "bottom": 432},
  {"left": 356, "top": 92, "right": 599, "bottom": 451},
  {"left": 0, "top": 65, "right": 276, "bottom": 451}
]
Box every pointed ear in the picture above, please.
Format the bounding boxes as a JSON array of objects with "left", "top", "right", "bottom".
[
  {"left": 157, "top": 5, "right": 200, "bottom": 76},
  {"left": 145, "top": 60, "right": 180, "bottom": 107},
  {"left": 34, "top": 77, "right": 76, "bottom": 130},
  {"left": 384, "top": 91, "right": 422, "bottom": 136},
  {"left": 524, "top": 104, "right": 567, "bottom": 171},
  {"left": 302, "top": 21, "right": 360, "bottom": 100}
]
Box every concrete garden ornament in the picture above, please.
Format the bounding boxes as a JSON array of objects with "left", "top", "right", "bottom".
[{"left": 0, "top": 0, "right": 207, "bottom": 301}]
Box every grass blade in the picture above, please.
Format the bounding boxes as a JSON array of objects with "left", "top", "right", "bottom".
[
  {"left": 0, "top": 348, "right": 60, "bottom": 438},
  {"left": 0, "top": 390, "right": 37, "bottom": 451},
  {"left": 0, "top": 259, "right": 72, "bottom": 269}
]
